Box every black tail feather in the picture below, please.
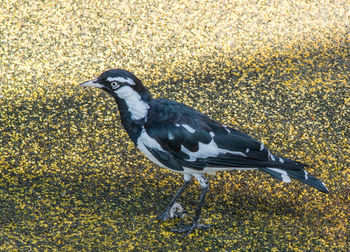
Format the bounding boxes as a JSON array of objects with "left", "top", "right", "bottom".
[
  {"left": 260, "top": 167, "right": 329, "bottom": 193},
  {"left": 286, "top": 169, "right": 329, "bottom": 193},
  {"left": 205, "top": 153, "right": 329, "bottom": 193},
  {"left": 259, "top": 155, "right": 329, "bottom": 193}
]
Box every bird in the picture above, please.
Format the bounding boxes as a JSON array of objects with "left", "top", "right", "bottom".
[{"left": 80, "top": 69, "right": 329, "bottom": 236}]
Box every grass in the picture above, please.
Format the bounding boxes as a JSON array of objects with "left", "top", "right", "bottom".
[{"left": 0, "top": 0, "right": 349, "bottom": 250}]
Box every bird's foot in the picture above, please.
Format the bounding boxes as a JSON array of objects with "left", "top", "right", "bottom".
[
  {"left": 157, "top": 202, "right": 186, "bottom": 221},
  {"left": 171, "top": 221, "right": 211, "bottom": 237}
]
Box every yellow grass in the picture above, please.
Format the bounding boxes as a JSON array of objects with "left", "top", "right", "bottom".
[{"left": 0, "top": 0, "right": 349, "bottom": 250}]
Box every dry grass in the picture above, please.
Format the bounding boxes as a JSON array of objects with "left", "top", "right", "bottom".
[{"left": 0, "top": 0, "right": 349, "bottom": 250}]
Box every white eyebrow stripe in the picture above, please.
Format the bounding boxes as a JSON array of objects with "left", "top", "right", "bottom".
[{"left": 107, "top": 77, "right": 135, "bottom": 85}]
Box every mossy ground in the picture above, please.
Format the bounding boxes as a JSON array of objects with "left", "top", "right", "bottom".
[{"left": 0, "top": 0, "right": 349, "bottom": 250}]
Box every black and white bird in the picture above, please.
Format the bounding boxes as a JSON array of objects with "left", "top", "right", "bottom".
[{"left": 80, "top": 69, "right": 329, "bottom": 236}]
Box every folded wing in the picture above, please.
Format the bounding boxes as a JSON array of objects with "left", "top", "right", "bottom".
[{"left": 144, "top": 99, "right": 302, "bottom": 171}]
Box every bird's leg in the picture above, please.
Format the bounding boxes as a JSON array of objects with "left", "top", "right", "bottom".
[
  {"left": 171, "top": 174, "right": 211, "bottom": 236},
  {"left": 157, "top": 174, "right": 192, "bottom": 221}
]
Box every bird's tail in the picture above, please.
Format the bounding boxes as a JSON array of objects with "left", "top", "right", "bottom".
[{"left": 260, "top": 158, "right": 329, "bottom": 193}]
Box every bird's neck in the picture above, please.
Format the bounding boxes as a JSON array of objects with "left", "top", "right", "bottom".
[{"left": 113, "top": 87, "right": 152, "bottom": 143}]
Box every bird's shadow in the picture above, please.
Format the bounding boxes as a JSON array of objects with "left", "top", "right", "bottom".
[{"left": 152, "top": 173, "right": 307, "bottom": 221}]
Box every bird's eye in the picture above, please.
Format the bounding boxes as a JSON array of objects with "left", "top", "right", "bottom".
[{"left": 111, "top": 82, "right": 120, "bottom": 89}]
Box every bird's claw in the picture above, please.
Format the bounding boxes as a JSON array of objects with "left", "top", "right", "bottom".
[
  {"left": 171, "top": 222, "right": 211, "bottom": 237},
  {"left": 157, "top": 202, "right": 186, "bottom": 221},
  {"left": 157, "top": 211, "right": 186, "bottom": 221}
]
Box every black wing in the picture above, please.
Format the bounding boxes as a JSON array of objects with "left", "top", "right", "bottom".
[{"left": 143, "top": 99, "right": 299, "bottom": 172}]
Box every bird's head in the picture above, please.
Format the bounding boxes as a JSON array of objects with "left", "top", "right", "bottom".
[{"left": 80, "top": 69, "right": 151, "bottom": 101}]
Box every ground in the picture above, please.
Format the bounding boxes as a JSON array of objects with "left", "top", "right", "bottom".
[{"left": 0, "top": 0, "right": 349, "bottom": 250}]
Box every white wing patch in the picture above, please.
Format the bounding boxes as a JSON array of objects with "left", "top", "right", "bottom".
[
  {"left": 115, "top": 86, "right": 149, "bottom": 120},
  {"left": 224, "top": 126, "right": 230, "bottom": 133},
  {"left": 267, "top": 168, "right": 291, "bottom": 183},
  {"left": 168, "top": 132, "right": 175, "bottom": 140},
  {"left": 268, "top": 151, "right": 276, "bottom": 161},
  {"left": 182, "top": 124, "right": 196, "bottom": 133},
  {"left": 107, "top": 76, "right": 135, "bottom": 85},
  {"left": 181, "top": 132, "right": 246, "bottom": 162},
  {"left": 321, "top": 182, "right": 329, "bottom": 191},
  {"left": 260, "top": 144, "right": 265, "bottom": 151}
]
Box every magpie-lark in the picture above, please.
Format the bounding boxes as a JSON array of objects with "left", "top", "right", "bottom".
[{"left": 80, "top": 69, "right": 329, "bottom": 236}]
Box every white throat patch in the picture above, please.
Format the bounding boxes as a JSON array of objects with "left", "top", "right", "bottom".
[{"left": 115, "top": 86, "right": 149, "bottom": 120}]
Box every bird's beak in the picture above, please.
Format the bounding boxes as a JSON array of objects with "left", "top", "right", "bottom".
[{"left": 79, "top": 79, "right": 104, "bottom": 88}]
